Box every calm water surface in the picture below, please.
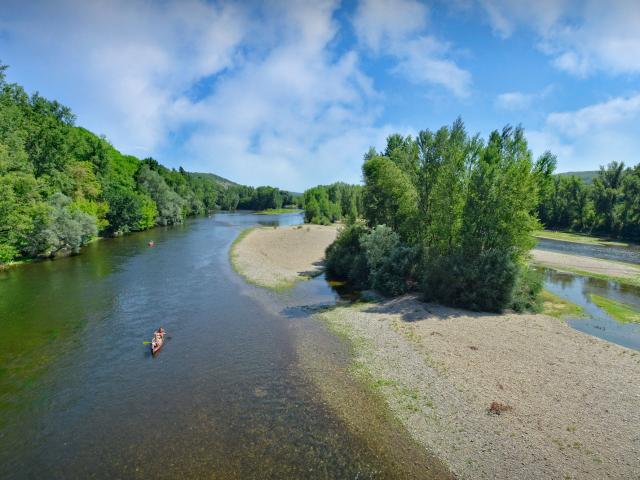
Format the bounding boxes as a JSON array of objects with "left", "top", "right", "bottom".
[
  {"left": 536, "top": 237, "right": 640, "bottom": 265},
  {"left": 541, "top": 268, "right": 640, "bottom": 350},
  {"left": 0, "top": 212, "right": 442, "bottom": 479}
]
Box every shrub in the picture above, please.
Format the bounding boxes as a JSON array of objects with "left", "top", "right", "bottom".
[
  {"left": 510, "top": 264, "right": 543, "bottom": 312},
  {"left": 360, "top": 225, "right": 416, "bottom": 296},
  {"left": 421, "top": 248, "right": 518, "bottom": 312},
  {"left": 325, "top": 223, "right": 369, "bottom": 288}
]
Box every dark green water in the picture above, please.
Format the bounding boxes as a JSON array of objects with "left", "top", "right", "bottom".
[{"left": 0, "top": 212, "right": 445, "bottom": 479}]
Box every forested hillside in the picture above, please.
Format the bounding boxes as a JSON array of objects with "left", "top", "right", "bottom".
[
  {"left": 0, "top": 65, "right": 287, "bottom": 265},
  {"left": 557, "top": 170, "right": 598, "bottom": 184}
]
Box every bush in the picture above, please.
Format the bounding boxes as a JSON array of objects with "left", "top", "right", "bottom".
[
  {"left": 421, "top": 249, "right": 518, "bottom": 312},
  {"left": 27, "top": 193, "right": 97, "bottom": 257},
  {"left": 325, "top": 223, "right": 369, "bottom": 288},
  {"left": 510, "top": 264, "right": 543, "bottom": 312},
  {"left": 361, "top": 225, "right": 416, "bottom": 296}
]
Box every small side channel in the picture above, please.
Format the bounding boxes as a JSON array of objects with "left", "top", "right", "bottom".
[{"left": 540, "top": 268, "right": 640, "bottom": 350}]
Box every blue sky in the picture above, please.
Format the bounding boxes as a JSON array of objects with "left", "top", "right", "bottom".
[{"left": 1, "top": 0, "right": 639, "bottom": 191}]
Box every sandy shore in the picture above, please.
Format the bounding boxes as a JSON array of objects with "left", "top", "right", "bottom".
[
  {"left": 230, "top": 224, "right": 337, "bottom": 289},
  {"left": 320, "top": 296, "right": 640, "bottom": 479},
  {"left": 531, "top": 249, "right": 640, "bottom": 284},
  {"left": 233, "top": 225, "right": 640, "bottom": 477}
]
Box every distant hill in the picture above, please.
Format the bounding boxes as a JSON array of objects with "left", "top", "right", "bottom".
[
  {"left": 190, "top": 172, "right": 238, "bottom": 189},
  {"left": 557, "top": 171, "right": 598, "bottom": 184}
]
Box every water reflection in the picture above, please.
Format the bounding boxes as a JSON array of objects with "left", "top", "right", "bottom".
[{"left": 540, "top": 268, "right": 640, "bottom": 350}]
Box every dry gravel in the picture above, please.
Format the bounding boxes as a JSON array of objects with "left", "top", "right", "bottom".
[
  {"left": 231, "top": 224, "right": 337, "bottom": 289},
  {"left": 532, "top": 249, "right": 640, "bottom": 281},
  {"left": 320, "top": 295, "right": 640, "bottom": 480}
]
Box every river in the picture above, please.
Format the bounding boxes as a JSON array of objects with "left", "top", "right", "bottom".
[
  {"left": 0, "top": 212, "right": 444, "bottom": 479},
  {"left": 535, "top": 237, "right": 640, "bottom": 264}
]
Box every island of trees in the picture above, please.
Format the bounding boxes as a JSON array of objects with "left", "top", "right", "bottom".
[
  {"left": 301, "top": 119, "right": 640, "bottom": 313},
  {"left": 0, "top": 65, "right": 294, "bottom": 266}
]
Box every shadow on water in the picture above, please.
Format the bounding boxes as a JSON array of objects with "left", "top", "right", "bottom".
[
  {"left": 536, "top": 237, "right": 640, "bottom": 265},
  {"left": 540, "top": 267, "right": 640, "bottom": 350},
  {"left": 0, "top": 211, "right": 449, "bottom": 479}
]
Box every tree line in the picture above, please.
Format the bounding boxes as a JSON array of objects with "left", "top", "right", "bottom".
[
  {"left": 0, "top": 65, "right": 288, "bottom": 265},
  {"left": 306, "top": 119, "right": 550, "bottom": 313},
  {"left": 539, "top": 162, "right": 640, "bottom": 240},
  {"left": 301, "top": 182, "right": 363, "bottom": 224}
]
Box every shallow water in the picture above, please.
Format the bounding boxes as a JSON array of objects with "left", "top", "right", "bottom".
[
  {"left": 541, "top": 268, "right": 640, "bottom": 350},
  {"left": 0, "top": 212, "right": 443, "bottom": 479},
  {"left": 536, "top": 237, "right": 640, "bottom": 265}
]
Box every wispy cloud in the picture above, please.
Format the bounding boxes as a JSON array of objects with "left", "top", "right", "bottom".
[
  {"left": 495, "top": 86, "right": 553, "bottom": 111},
  {"left": 479, "top": 0, "right": 640, "bottom": 76},
  {"left": 353, "top": 0, "right": 472, "bottom": 97},
  {"left": 528, "top": 94, "right": 640, "bottom": 171},
  {"left": 0, "top": 0, "right": 399, "bottom": 190}
]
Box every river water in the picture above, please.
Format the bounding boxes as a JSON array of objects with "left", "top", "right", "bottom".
[
  {"left": 0, "top": 212, "right": 446, "bottom": 479},
  {"left": 535, "top": 237, "right": 640, "bottom": 264},
  {"left": 533, "top": 237, "right": 640, "bottom": 350}
]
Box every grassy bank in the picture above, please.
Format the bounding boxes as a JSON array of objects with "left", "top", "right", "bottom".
[
  {"left": 533, "top": 230, "right": 632, "bottom": 247},
  {"left": 228, "top": 227, "right": 268, "bottom": 288},
  {"left": 590, "top": 294, "right": 640, "bottom": 324},
  {"left": 255, "top": 208, "right": 302, "bottom": 215},
  {"left": 540, "top": 290, "right": 586, "bottom": 318}
]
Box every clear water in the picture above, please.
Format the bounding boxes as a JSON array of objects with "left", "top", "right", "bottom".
[
  {"left": 540, "top": 268, "right": 640, "bottom": 350},
  {"left": 0, "top": 212, "right": 447, "bottom": 479}
]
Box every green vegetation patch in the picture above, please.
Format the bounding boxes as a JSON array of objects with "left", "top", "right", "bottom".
[
  {"left": 255, "top": 208, "right": 302, "bottom": 215},
  {"left": 533, "top": 230, "right": 631, "bottom": 247},
  {"left": 540, "top": 290, "right": 586, "bottom": 319},
  {"left": 589, "top": 294, "right": 640, "bottom": 324}
]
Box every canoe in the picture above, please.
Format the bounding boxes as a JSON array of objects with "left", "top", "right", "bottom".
[{"left": 150, "top": 333, "right": 165, "bottom": 354}]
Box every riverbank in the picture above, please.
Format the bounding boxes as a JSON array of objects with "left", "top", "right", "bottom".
[
  {"left": 531, "top": 249, "right": 640, "bottom": 287},
  {"left": 320, "top": 296, "right": 640, "bottom": 479},
  {"left": 255, "top": 208, "right": 303, "bottom": 215},
  {"left": 234, "top": 224, "right": 640, "bottom": 478},
  {"left": 534, "top": 229, "right": 633, "bottom": 247},
  {"left": 230, "top": 224, "right": 338, "bottom": 289}
]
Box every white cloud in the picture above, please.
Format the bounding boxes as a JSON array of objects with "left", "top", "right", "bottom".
[
  {"left": 495, "top": 85, "right": 553, "bottom": 111},
  {"left": 479, "top": 0, "right": 640, "bottom": 76},
  {"left": 547, "top": 94, "right": 640, "bottom": 136},
  {"left": 0, "top": 0, "right": 402, "bottom": 190},
  {"left": 0, "top": 0, "right": 247, "bottom": 153},
  {"left": 353, "top": 0, "right": 472, "bottom": 97},
  {"left": 496, "top": 92, "right": 534, "bottom": 111},
  {"left": 528, "top": 94, "right": 640, "bottom": 171},
  {"left": 352, "top": 0, "right": 428, "bottom": 52}
]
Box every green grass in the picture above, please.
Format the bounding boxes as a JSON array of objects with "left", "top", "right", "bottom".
[
  {"left": 589, "top": 294, "right": 640, "bottom": 324},
  {"left": 533, "top": 229, "right": 631, "bottom": 247},
  {"left": 254, "top": 208, "right": 302, "bottom": 215},
  {"left": 540, "top": 290, "right": 586, "bottom": 319}
]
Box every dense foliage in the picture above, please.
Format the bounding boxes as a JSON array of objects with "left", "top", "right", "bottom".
[
  {"left": 302, "top": 182, "right": 362, "bottom": 224},
  {"left": 322, "top": 119, "right": 546, "bottom": 312},
  {"left": 0, "top": 66, "right": 288, "bottom": 265},
  {"left": 539, "top": 161, "right": 640, "bottom": 241}
]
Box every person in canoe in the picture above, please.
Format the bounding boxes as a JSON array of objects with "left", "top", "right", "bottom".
[{"left": 151, "top": 327, "right": 166, "bottom": 353}]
